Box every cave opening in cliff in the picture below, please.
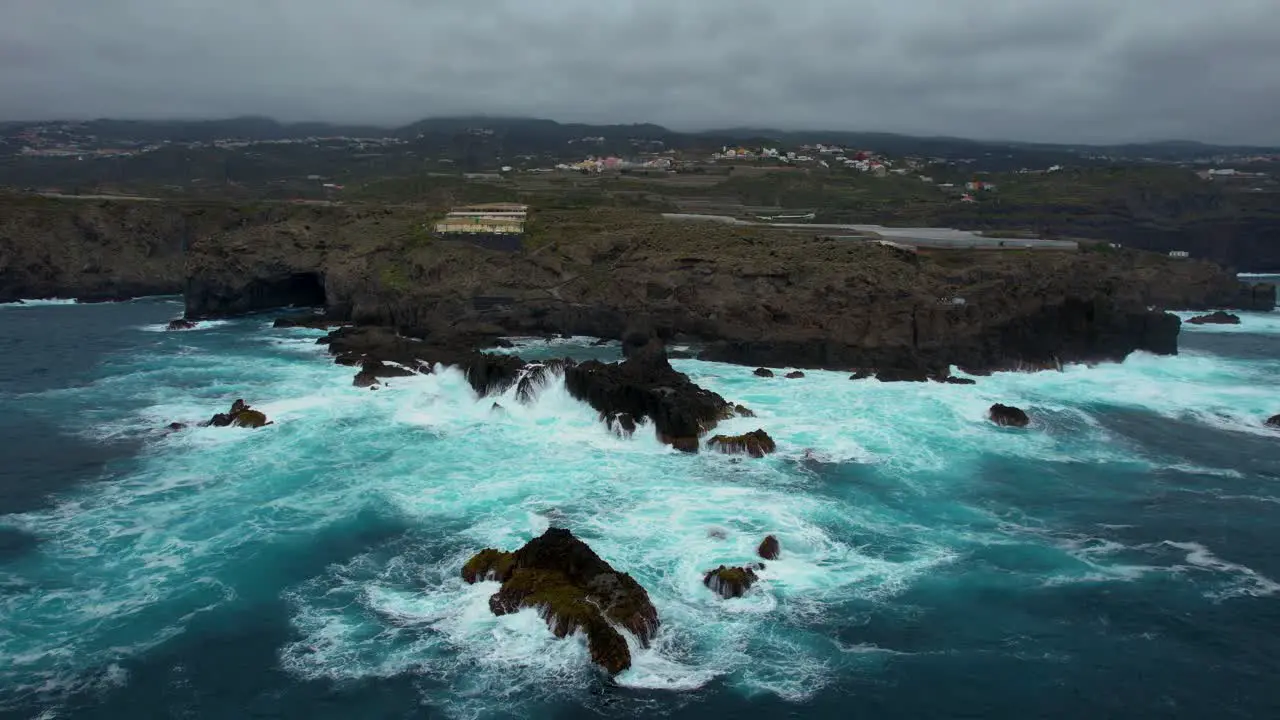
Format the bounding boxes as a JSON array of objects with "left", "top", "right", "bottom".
[{"left": 276, "top": 272, "right": 326, "bottom": 309}]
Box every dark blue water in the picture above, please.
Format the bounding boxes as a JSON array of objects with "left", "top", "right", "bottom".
[{"left": 2, "top": 298, "right": 1280, "bottom": 719}]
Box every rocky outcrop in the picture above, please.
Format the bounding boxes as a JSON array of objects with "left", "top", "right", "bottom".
[
  {"left": 990, "top": 404, "right": 1030, "bottom": 428},
  {"left": 940, "top": 376, "right": 976, "bottom": 385},
  {"left": 461, "top": 528, "right": 659, "bottom": 675},
  {"left": 758, "top": 535, "right": 780, "bottom": 560},
  {"left": 876, "top": 368, "right": 930, "bottom": 382},
  {"left": 206, "top": 399, "right": 272, "bottom": 428},
  {"left": 753, "top": 368, "right": 775, "bottom": 378},
  {"left": 321, "top": 325, "right": 524, "bottom": 396},
  {"left": 515, "top": 359, "right": 575, "bottom": 404},
  {"left": 784, "top": 371, "right": 805, "bottom": 379},
  {"left": 1187, "top": 311, "right": 1242, "bottom": 325},
  {"left": 703, "top": 564, "right": 761, "bottom": 599},
  {"left": 1266, "top": 414, "right": 1280, "bottom": 429},
  {"left": 352, "top": 359, "right": 415, "bottom": 388},
  {"left": 564, "top": 342, "right": 731, "bottom": 452},
  {"left": 707, "top": 429, "right": 777, "bottom": 458},
  {"left": 166, "top": 319, "right": 196, "bottom": 331}
]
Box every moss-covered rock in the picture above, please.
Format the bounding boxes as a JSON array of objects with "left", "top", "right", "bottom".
[
  {"left": 459, "top": 528, "right": 659, "bottom": 674},
  {"left": 206, "top": 399, "right": 272, "bottom": 429},
  {"left": 461, "top": 548, "right": 515, "bottom": 583},
  {"left": 703, "top": 564, "right": 760, "bottom": 599},
  {"left": 707, "top": 429, "right": 777, "bottom": 458}
]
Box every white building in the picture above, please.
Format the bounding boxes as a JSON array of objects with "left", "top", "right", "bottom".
[{"left": 1169, "top": 250, "right": 1190, "bottom": 258}]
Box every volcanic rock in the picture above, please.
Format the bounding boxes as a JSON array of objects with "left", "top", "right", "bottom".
[
  {"left": 703, "top": 565, "right": 759, "bottom": 599},
  {"left": 734, "top": 404, "right": 756, "bottom": 418},
  {"left": 707, "top": 429, "right": 777, "bottom": 458},
  {"left": 940, "top": 376, "right": 977, "bottom": 385},
  {"left": 166, "top": 319, "right": 196, "bottom": 331},
  {"left": 603, "top": 412, "right": 637, "bottom": 438},
  {"left": 876, "top": 368, "right": 930, "bottom": 382},
  {"left": 989, "top": 404, "right": 1030, "bottom": 428},
  {"left": 165, "top": 422, "right": 188, "bottom": 432},
  {"left": 849, "top": 369, "right": 873, "bottom": 380},
  {"left": 784, "top": 371, "right": 805, "bottom": 379},
  {"left": 757, "top": 535, "right": 780, "bottom": 560},
  {"left": 1187, "top": 311, "right": 1242, "bottom": 325},
  {"left": 353, "top": 359, "right": 415, "bottom": 387},
  {"left": 1266, "top": 414, "right": 1280, "bottom": 428},
  {"left": 753, "top": 368, "right": 775, "bottom": 378},
  {"left": 206, "top": 399, "right": 272, "bottom": 428},
  {"left": 516, "top": 360, "right": 575, "bottom": 404},
  {"left": 564, "top": 342, "right": 731, "bottom": 452},
  {"left": 461, "top": 528, "right": 659, "bottom": 675}
]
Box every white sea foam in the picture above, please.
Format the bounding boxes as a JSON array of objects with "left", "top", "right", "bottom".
[
  {"left": 0, "top": 298, "right": 80, "bottom": 307},
  {"left": 3, "top": 315, "right": 1278, "bottom": 713}
]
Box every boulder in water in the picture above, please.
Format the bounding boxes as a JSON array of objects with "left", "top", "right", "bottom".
[
  {"left": 940, "top": 376, "right": 977, "bottom": 385},
  {"left": 206, "top": 399, "right": 272, "bottom": 428},
  {"left": 703, "top": 565, "right": 759, "bottom": 599},
  {"left": 461, "top": 528, "right": 659, "bottom": 675},
  {"left": 734, "top": 404, "right": 756, "bottom": 418},
  {"left": 1266, "top": 414, "right": 1280, "bottom": 428},
  {"left": 166, "top": 319, "right": 196, "bottom": 331},
  {"left": 989, "top": 403, "right": 1030, "bottom": 428},
  {"left": 784, "top": 370, "right": 805, "bottom": 379},
  {"left": 849, "top": 369, "right": 873, "bottom": 381},
  {"left": 757, "top": 535, "right": 780, "bottom": 560},
  {"left": 753, "top": 368, "right": 775, "bottom": 378},
  {"left": 1187, "top": 311, "right": 1241, "bottom": 325},
  {"left": 165, "top": 422, "right": 188, "bottom": 432},
  {"left": 707, "top": 429, "right": 777, "bottom": 458}
]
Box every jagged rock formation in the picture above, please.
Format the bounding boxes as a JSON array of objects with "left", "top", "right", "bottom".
[
  {"left": 1187, "top": 311, "right": 1242, "bottom": 325},
  {"left": 990, "top": 404, "right": 1030, "bottom": 428},
  {"left": 166, "top": 319, "right": 196, "bottom": 330},
  {"left": 460, "top": 528, "right": 659, "bottom": 675},
  {"left": 707, "top": 430, "right": 777, "bottom": 458},
  {"left": 758, "top": 535, "right": 780, "bottom": 560},
  {"left": 564, "top": 342, "right": 732, "bottom": 451},
  {"left": 703, "top": 564, "right": 761, "bottom": 599},
  {"left": 352, "top": 360, "right": 415, "bottom": 388},
  {"left": 206, "top": 399, "right": 271, "bottom": 428}
]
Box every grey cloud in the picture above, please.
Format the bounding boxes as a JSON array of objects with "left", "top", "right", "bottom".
[{"left": 4, "top": 0, "right": 1280, "bottom": 143}]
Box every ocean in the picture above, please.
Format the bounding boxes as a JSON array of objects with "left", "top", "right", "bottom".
[{"left": 1, "top": 291, "right": 1279, "bottom": 719}]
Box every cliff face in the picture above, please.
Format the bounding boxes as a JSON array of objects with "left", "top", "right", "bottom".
[
  {"left": 183, "top": 208, "right": 1273, "bottom": 373},
  {"left": 0, "top": 196, "right": 286, "bottom": 303}
]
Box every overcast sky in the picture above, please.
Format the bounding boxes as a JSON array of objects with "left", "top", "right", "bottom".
[{"left": 5, "top": 0, "right": 1280, "bottom": 144}]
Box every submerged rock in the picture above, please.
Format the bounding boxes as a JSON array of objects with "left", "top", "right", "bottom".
[
  {"left": 940, "top": 376, "right": 977, "bottom": 385},
  {"left": 1187, "top": 311, "right": 1241, "bottom": 325},
  {"left": 707, "top": 429, "right": 777, "bottom": 458},
  {"left": 1266, "top": 414, "right": 1280, "bottom": 428},
  {"left": 753, "top": 368, "right": 775, "bottom": 378},
  {"left": 784, "top": 371, "right": 805, "bottom": 379},
  {"left": 757, "top": 535, "right": 780, "bottom": 560},
  {"left": 166, "top": 319, "right": 196, "bottom": 331},
  {"left": 989, "top": 403, "right": 1030, "bottom": 428},
  {"left": 165, "top": 422, "right": 188, "bottom": 432},
  {"left": 703, "top": 564, "right": 760, "bottom": 599},
  {"left": 461, "top": 528, "right": 659, "bottom": 674},
  {"left": 206, "top": 399, "right": 272, "bottom": 429}
]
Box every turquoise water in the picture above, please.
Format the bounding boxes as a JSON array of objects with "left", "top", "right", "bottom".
[{"left": 2, "top": 298, "right": 1280, "bottom": 718}]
